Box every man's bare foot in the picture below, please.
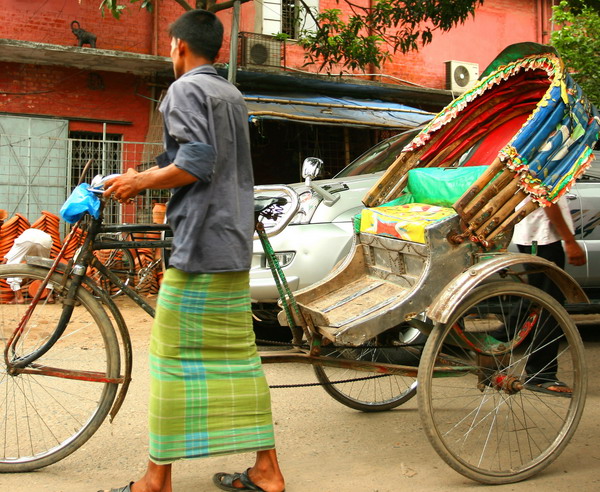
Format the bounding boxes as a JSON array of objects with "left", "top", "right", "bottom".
[
  {"left": 9, "top": 292, "right": 25, "bottom": 304},
  {"left": 542, "top": 383, "right": 572, "bottom": 393},
  {"left": 534, "top": 381, "right": 572, "bottom": 395}
]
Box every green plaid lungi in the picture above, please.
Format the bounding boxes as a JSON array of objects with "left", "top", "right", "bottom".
[{"left": 148, "top": 268, "right": 275, "bottom": 464}]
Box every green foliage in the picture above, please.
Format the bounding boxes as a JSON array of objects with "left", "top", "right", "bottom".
[
  {"left": 299, "top": 0, "right": 484, "bottom": 72},
  {"left": 100, "top": 0, "right": 153, "bottom": 19},
  {"left": 272, "top": 33, "right": 291, "bottom": 41},
  {"left": 297, "top": 9, "right": 392, "bottom": 71},
  {"left": 551, "top": 1, "right": 600, "bottom": 107}
]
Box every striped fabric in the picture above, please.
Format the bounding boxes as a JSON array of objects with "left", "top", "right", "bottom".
[{"left": 148, "top": 268, "right": 275, "bottom": 464}]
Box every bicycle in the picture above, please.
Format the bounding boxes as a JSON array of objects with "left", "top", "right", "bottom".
[
  {"left": 90, "top": 230, "right": 169, "bottom": 297},
  {"left": 0, "top": 180, "right": 589, "bottom": 488},
  {"left": 0, "top": 185, "right": 303, "bottom": 472}
]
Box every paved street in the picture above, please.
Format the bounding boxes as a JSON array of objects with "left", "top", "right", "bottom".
[{"left": 2, "top": 304, "right": 599, "bottom": 492}]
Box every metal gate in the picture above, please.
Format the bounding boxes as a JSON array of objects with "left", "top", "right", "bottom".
[{"left": 0, "top": 115, "right": 69, "bottom": 221}]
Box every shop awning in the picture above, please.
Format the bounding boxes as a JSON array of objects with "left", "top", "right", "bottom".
[{"left": 244, "top": 93, "right": 435, "bottom": 129}]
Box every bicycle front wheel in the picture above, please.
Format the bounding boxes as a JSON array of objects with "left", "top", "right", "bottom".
[
  {"left": 0, "top": 264, "right": 120, "bottom": 472},
  {"left": 417, "top": 282, "right": 586, "bottom": 484}
]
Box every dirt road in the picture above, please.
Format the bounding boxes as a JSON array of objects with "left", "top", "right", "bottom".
[{"left": 3, "top": 299, "right": 600, "bottom": 492}]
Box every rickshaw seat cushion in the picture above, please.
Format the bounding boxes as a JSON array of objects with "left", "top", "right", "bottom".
[
  {"left": 359, "top": 203, "right": 456, "bottom": 243},
  {"left": 407, "top": 165, "right": 488, "bottom": 207}
]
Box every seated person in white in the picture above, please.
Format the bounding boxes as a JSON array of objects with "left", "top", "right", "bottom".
[{"left": 2, "top": 228, "right": 53, "bottom": 304}]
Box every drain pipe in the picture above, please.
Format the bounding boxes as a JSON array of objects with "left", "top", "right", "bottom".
[{"left": 228, "top": 0, "right": 241, "bottom": 84}]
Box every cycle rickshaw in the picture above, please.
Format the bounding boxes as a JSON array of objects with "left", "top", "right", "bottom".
[{"left": 1, "top": 42, "right": 598, "bottom": 485}]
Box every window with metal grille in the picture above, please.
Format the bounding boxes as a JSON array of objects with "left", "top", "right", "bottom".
[
  {"left": 69, "top": 131, "right": 122, "bottom": 224},
  {"left": 281, "top": 0, "right": 299, "bottom": 38}
]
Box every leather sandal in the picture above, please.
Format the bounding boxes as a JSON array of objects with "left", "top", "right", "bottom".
[
  {"left": 97, "top": 481, "right": 134, "bottom": 492},
  {"left": 527, "top": 380, "right": 572, "bottom": 398},
  {"left": 213, "top": 468, "right": 285, "bottom": 492}
]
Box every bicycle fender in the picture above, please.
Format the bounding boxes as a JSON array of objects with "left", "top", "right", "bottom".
[{"left": 427, "top": 252, "right": 588, "bottom": 324}]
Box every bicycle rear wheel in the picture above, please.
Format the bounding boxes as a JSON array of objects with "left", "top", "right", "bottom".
[
  {"left": 0, "top": 264, "right": 120, "bottom": 472},
  {"left": 92, "top": 246, "right": 135, "bottom": 297},
  {"left": 417, "top": 282, "right": 586, "bottom": 484},
  {"left": 314, "top": 328, "right": 421, "bottom": 412}
]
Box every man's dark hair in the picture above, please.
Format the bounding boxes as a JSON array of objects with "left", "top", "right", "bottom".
[{"left": 168, "top": 9, "right": 223, "bottom": 61}]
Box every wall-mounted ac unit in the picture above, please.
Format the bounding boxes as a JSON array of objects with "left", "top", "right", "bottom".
[
  {"left": 445, "top": 60, "right": 479, "bottom": 92},
  {"left": 240, "top": 32, "right": 283, "bottom": 68}
]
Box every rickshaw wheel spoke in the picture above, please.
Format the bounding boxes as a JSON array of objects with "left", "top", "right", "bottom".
[{"left": 417, "top": 282, "right": 586, "bottom": 484}]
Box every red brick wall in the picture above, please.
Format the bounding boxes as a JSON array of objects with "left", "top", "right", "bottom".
[
  {"left": 0, "top": 0, "right": 255, "bottom": 59},
  {"left": 0, "top": 61, "right": 152, "bottom": 141},
  {"left": 1, "top": 0, "right": 555, "bottom": 73},
  {"left": 2, "top": 0, "right": 155, "bottom": 53},
  {"left": 395, "top": 0, "right": 547, "bottom": 89}
]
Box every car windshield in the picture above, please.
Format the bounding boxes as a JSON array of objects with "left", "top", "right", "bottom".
[{"left": 335, "top": 129, "right": 420, "bottom": 178}]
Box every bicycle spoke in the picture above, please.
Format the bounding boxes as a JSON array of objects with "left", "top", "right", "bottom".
[
  {"left": 0, "top": 264, "right": 120, "bottom": 471},
  {"left": 418, "top": 283, "right": 586, "bottom": 484}
]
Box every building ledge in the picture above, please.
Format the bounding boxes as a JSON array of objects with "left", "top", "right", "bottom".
[
  {"left": 222, "top": 67, "right": 454, "bottom": 112},
  {"left": 0, "top": 38, "right": 172, "bottom": 76},
  {"left": 0, "top": 38, "right": 454, "bottom": 111}
]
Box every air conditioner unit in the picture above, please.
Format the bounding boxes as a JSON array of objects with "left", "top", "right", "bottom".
[
  {"left": 240, "top": 33, "right": 282, "bottom": 68},
  {"left": 445, "top": 60, "right": 479, "bottom": 92}
]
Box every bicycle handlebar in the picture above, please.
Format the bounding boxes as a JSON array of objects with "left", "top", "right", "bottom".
[{"left": 253, "top": 185, "right": 299, "bottom": 239}]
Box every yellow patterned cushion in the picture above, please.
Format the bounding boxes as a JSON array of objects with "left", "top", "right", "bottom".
[{"left": 360, "top": 203, "right": 456, "bottom": 243}]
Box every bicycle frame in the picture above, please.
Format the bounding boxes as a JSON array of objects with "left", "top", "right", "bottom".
[{"left": 93, "top": 222, "right": 171, "bottom": 317}]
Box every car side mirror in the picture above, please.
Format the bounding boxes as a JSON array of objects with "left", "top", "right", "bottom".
[
  {"left": 301, "top": 157, "right": 339, "bottom": 207},
  {"left": 302, "top": 157, "right": 323, "bottom": 186}
]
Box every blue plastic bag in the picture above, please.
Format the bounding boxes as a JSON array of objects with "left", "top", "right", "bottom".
[{"left": 60, "top": 183, "right": 101, "bottom": 223}]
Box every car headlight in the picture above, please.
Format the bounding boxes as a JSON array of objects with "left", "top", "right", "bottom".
[
  {"left": 290, "top": 190, "right": 321, "bottom": 225},
  {"left": 272, "top": 251, "right": 295, "bottom": 268},
  {"left": 252, "top": 251, "right": 296, "bottom": 269}
]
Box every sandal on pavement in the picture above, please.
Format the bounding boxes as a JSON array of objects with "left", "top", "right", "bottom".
[
  {"left": 527, "top": 380, "right": 572, "bottom": 398},
  {"left": 97, "top": 481, "right": 134, "bottom": 492},
  {"left": 213, "top": 469, "right": 285, "bottom": 492}
]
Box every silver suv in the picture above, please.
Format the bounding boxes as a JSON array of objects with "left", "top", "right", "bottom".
[{"left": 250, "top": 131, "right": 600, "bottom": 321}]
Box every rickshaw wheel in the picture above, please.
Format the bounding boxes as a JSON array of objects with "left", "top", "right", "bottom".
[
  {"left": 417, "top": 282, "right": 586, "bottom": 484},
  {"left": 313, "top": 332, "right": 421, "bottom": 412}
]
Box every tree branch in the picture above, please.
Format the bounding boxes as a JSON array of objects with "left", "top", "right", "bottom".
[
  {"left": 173, "top": 0, "right": 193, "bottom": 10},
  {"left": 212, "top": 0, "right": 253, "bottom": 13},
  {"left": 297, "top": 0, "right": 321, "bottom": 28}
]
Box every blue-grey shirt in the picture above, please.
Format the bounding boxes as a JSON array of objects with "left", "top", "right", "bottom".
[{"left": 158, "top": 65, "right": 254, "bottom": 273}]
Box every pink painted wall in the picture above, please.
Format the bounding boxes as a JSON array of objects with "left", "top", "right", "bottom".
[{"left": 281, "top": 0, "right": 554, "bottom": 89}]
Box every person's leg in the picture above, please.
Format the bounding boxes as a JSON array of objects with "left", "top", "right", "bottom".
[
  {"left": 215, "top": 449, "right": 285, "bottom": 492},
  {"left": 5, "top": 240, "right": 29, "bottom": 304},
  {"left": 518, "top": 242, "right": 569, "bottom": 391},
  {"left": 99, "top": 462, "right": 172, "bottom": 492},
  {"left": 11, "top": 287, "right": 25, "bottom": 304},
  {"left": 6, "top": 275, "right": 24, "bottom": 303},
  {"left": 129, "top": 462, "right": 172, "bottom": 492},
  {"left": 246, "top": 449, "right": 285, "bottom": 492}
]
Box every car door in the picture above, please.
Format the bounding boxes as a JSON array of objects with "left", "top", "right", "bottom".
[{"left": 567, "top": 152, "right": 600, "bottom": 287}]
